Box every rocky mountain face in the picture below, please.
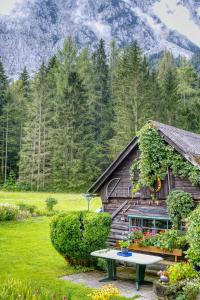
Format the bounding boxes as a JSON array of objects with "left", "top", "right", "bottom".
[{"left": 0, "top": 0, "right": 200, "bottom": 76}]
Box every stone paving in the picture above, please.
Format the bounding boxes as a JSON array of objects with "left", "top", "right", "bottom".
[{"left": 62, "top": 269, "right": 156, "bottom": 299}]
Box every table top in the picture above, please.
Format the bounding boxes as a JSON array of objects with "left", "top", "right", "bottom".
[{"left": 91, "top": 249, "right": 163, "bottom": 265}]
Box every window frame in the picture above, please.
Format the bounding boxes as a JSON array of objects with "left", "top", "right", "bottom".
[{"left": 128, "top": 214, "right": 172, "bottom": 232}]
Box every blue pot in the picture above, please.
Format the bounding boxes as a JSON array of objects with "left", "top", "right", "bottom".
[{"left": 121, "top": 247, "right": 129, "bottom": 254}]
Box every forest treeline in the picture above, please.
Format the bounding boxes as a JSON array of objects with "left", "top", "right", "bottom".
[{"left": 0, "top": 38, "right": 200, "bottom": 192}]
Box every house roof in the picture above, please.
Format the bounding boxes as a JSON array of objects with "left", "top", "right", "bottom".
[
  {"left": 88, "top": 121, "right": 200, "bottom": 194},
  {"left": 153, "top": 121, "right": 200, "bottom": 167}
]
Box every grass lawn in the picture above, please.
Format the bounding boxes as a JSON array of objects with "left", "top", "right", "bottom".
[
  {"left": 0, "top": 191, "right": 101, "bottom": 211},
  {"left": 0, "top": 192, "right": 102, "bottom": 299}
]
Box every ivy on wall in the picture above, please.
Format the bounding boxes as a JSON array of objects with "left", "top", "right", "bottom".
[{"left": 130, "top": 123, "right": 200, "bottom": 193}]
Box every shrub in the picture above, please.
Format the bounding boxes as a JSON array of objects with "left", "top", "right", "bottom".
[
  {"left": 17, "top": 209, "right": 31, "bottom": 220},
  {"left": 168, "top": 262, "right": 197, "bottom": 285},
  {"left": 154, "top": 278, "right": 200, "bottom": 300},
  {"left": 18, "top": 202, "right": 37, "bottom": 214},
  {"left": 50, "top": 211, "right": 111, "bottom": 266},
  {"left": 2, "top": 170, "right": 17, "bottom": 191},
  {"left": 0, "top": 203, "right": 19, "bottom": 221},
  {"left": 186, "top": 206, "right": 200, "bottom": 266},
  {"left": 92, "top": 284, "right": 121, "bottom": 300},
  {"left": 45, "top": 197, "right": 58, "bottom": 211},
  {"left": 35, "top": 208, "right": 57, "bottom": 217},
  {"left": 167, "top": 190, "right": 194, "bottom": 227},
  {"left": 177, "top": 278, "right": 200, "bottom": 300}
]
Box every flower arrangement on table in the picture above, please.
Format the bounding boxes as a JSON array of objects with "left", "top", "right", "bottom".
[{"left": 118, "top": 240, "right": 131, "bottom": 254}]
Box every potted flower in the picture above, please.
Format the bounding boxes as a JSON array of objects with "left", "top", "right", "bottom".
[
  {"left": 128, "top": 227, "right": 143, "bottom": 243},
  {"left": 119, "top": 240, "right": 130, "bottom": 254}
]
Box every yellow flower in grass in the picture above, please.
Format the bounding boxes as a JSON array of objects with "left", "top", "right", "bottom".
[{"left": 92, "top": 284, "right": 121, "bottom": 300}]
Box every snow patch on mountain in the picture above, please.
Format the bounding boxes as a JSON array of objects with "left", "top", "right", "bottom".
[
  {"left": 86, "top": 21, "right": 111, "bottom": 42},
  {"left": 153, "top": 0, "right": 200, "bottom": 48},
  {"left": 0, "top": 0, "right": 24, "bottom": 15}
]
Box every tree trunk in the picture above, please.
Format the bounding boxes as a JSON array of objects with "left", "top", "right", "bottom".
[{"left": 4, "top": 113, "right": 8, "bottom": 182}]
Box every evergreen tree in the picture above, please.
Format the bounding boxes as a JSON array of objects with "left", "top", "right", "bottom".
[
  {"left": 177, "top": 58, "right": 197, "bottom": 107},
  {"left": 110, "top": 42, "right": 153, "bottom": 157},
  {"left": 0, "top": 61, "right": 8, "bottom": 182},
  {"left": 19, "top": 67, "right": 31, "bottom": 99},
  {"left": 76, "top": 47, "right": 103, "bottom": 184},
  {"left": 157, "top": 52, "right": 178, "bottom": 125},
  {"left": 176, "top": 58, "right": 200, "bottom": 132},
  {"left": 91, "top": 39, "right": 112, "bottom": 170},
  {"left": 19, "top": 64, "right": 52, "bottom": 190},
  {"left": 0, "top": 61, "right": 8, "bottom": 113},
  {"left": 2, "top": 67, "right": 32, "bottom": 182},
  {"left": 191, "top": 51, "right": 200, "bottom": 74}
]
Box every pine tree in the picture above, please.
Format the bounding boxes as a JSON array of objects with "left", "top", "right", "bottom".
[
  {"left": 19, "top": 64, "right": 52, "bottom": 190},
  {"left": 177, "top": 58, "right": 197, "bottom": 106},
  {"left": 110, "top": 42, "right": 152, "bottom": 157},
  {"left": 0, "top": 61, "right": 8, "bottom": 182},
  {"left": 0, "top": 61, "right": 8, "bottom": 114},
  {"left": 176, "top": 58, "right": 200, "bottom": 132},
  {"left": 19, "top": 67, "right": 31, "bottom": 99},
  {"left": 191, "top": 51, "right": 200, "bottom": 74},
  {"left": 91, "top": 39, "right": 112, "bottom": 171},
  {"left": 2, "top": 67, "right": 32, "bottom": 182},
  {"left": 157, "top": 52, "right": 178, "bottom": 125},
  {"left": 76, "top": 47, "right": 103, "bottom": 185}
]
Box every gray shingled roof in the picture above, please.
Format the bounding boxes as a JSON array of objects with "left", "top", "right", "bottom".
[
  {"left": 88, "top": 121, "right": 200, "bottom": 194},
  {"left": 153, "top": 121, "right": 200, "bottom": 169}
]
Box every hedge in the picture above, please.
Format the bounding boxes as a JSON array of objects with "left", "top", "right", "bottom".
[{"left": 50, "top": 211, "right": 111, "bottom": 266}]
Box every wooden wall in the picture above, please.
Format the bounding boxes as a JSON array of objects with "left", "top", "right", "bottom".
[{"left": 98, "top": 146, "right": 200, "bottom": 245}]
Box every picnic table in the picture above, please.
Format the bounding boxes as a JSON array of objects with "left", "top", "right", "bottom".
[{"left": 91, "top": 249, "right": 163, "bottom": 290}]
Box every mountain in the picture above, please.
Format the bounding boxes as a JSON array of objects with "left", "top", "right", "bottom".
[{"left": 0, "top": 0, "right": 200, "bottom": 76}]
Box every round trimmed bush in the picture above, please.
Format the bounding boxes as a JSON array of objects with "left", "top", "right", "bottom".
[
  {"left": 167, "top": 190, "right": 194, "bottom": 227},
  {"left": 50, "top": 211, "right": 111, "bottom": 266}
]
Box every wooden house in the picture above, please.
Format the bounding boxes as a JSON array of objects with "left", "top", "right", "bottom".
[{"left": 88, "top": 121, "right": 200, "bottom": 246}]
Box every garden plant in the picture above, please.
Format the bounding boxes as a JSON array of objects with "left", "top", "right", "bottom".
[
  {"left": 50, "top": 211, "right": 111, "bottom": 266},
  {"left": 186, "top": 206, "right": 200, "bottom": 268}
]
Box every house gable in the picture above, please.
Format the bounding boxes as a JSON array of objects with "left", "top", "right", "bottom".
[{"left": 88, "top": 121, "right": 200, "bottom": 195}]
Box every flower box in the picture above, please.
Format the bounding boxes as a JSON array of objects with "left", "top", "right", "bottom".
[{"left": 116, "top": 242, "right": 182, "bottom": 262}]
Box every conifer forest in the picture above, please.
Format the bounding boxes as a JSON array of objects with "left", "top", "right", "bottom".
[{"left": 1, "top": 38, "right": 200, "bottom": 192}]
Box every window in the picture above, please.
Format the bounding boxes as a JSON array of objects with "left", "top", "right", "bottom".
[{"left": 128, "top": 215, "right": 172, "bottom": 233}]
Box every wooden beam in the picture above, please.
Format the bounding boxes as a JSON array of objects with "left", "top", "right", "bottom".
[{"left": 111, "top": 200, "right": 128, "bottom": 220}]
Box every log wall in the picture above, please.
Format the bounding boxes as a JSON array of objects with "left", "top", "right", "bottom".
[{"left": 99, "top": 147, "right": 200, "bottom": 245}]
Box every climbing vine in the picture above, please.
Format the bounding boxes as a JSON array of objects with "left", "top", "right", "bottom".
[
  {"left": 130, "top": 123, "right": 200, "bottom": 193},
  {"left": 167, "top": 190, "right": 194, "bottom": 227}
]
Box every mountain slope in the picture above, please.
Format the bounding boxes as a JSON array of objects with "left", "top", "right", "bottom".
[{"left": 0, "top": 0, "right": 200, "bottom": 76}]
